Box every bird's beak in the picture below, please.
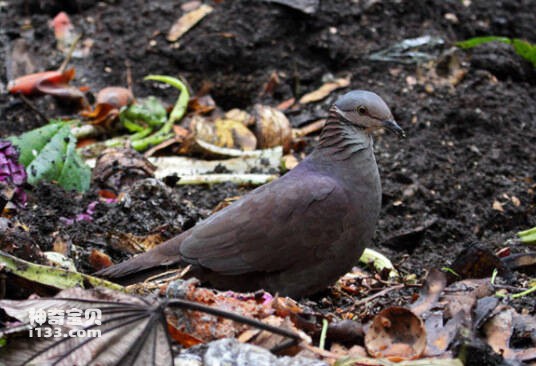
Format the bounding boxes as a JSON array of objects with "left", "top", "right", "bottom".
[{"left": 382, "top": 120, "right": 405, "bottom": 138}]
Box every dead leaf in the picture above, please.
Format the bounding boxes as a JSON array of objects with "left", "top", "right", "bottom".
[
  {"left": 254, "top": 104, "right": 292, "bottom": 152},
  {"left": 492, "top": 200, "right": 504, "bottom": 212},
  {"left": 51, "top": 232, "right": 71, "bottom": 255},
  {"left": 0, "top": 287, "right": 173, "bottom": 365},
  {"left": 92, "top": 148, "right": 156, "bottom": 193},
  {"left": 225, "top": 108, "right": 254, "bottom": 126},
  {"left": 365, "top": 306, "right": 427, "bottom": 361},
  {"left": 276, "top": 97, "right": 296, "bottom": 111},
  {"left": 108, "top": 231, "right": 166, "bottom": 255},
  {"left": 167, "top": 322, "right": 203, "bottom": 348},
  {"left": 447, "top": 245, "right": 510, "bottom": 283},
  {"left": 167, "top": 4, "right": 213, "bottom": 42},
  {"left": 245, "top": 315, "right": 304, "bottom": 352},
  {"left": 440, "top": 278, "right": 494, "bottom": 318},
  {"left": 211, "top": 196, "right": 241, "bottom": 213},
  {"left": 483, "top": 307, "right": 515, "bottom": 360},
  {"left": 88, "top": 249, "right": 113, "bottom": 271},
  {"left": 299, "top": 76, "right": 351, "bottom": 104},
  {"left": 187, "top": 115, "right": 258, "bottom": 152},
  {"left": 502, "top": 252, "right": 536, "bottom": 274},
  {"left": 282, "top": 154, "right": 299, "bottom": 170},
  {"left": 410, "top": 269, "right": 447, "bottom": 316},
  {"left": 511, "top": 196, "right": 521, "bottom": 207},
  {"left": 188, "top": 94, "right": 216, "bottom": 114}
]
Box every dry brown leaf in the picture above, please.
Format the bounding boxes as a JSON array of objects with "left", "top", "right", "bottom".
[
  {"left": 282, "top": 154, "right": 299, "bottom": 170},
  {"left": 440, "top": 278, "right": 494, "bottom": 318},
  {"left": 254, "top": 104, "right": 292, "bottom": 152},
  {"left": 167, "top": 4, "right": 213, "bottom": 42},
  {"left": 511, "top": 196, "right": 521, "bottom": 207},
  {"left": 410, "top": 269, "right": 447, "bottom": 316},
  {"left": 167, "top": 322, "right": 204, "bottom": 348},
  {"left": 492, "top": 200, "right": 504, "bottom": 212},
  {"left": 186, "top": 115, "right": 258, "bottom": 151},
  {"left": 299, "top": 76, "right": 351, "bottom": 104},
  {"left": 365, "top": 306, "right": 427, "bottom": 361},
  {"left": 276, "top": 97, "right": 296, "bottom": 111},
  {"left": 51, "top": 232, "right": 71, "bottom": 255},
  {"left": 108, "top": 232, "right": 166, "bottom": 254},
  {"left": 483, "top": 307, "right": 515, "bottom": 360},
  {"left": 225, "top": 108, "right": 254, "bottom": 126},
  {"left": 246, "top": 315, "right": 305, "bottom": 352},
  {"left": 88, "top": 249, "right": 113, "bottom": 271}
]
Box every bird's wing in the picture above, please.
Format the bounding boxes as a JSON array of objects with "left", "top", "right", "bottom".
[{"left": 179, "top": 169, "right": 349, "bottom": 275}]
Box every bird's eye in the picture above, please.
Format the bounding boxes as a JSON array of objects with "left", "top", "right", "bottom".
[{"left": 357, "top": 106, "right": 367, "bottom": 115}]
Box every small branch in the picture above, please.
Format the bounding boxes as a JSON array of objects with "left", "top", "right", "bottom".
[
  {"left": 350, "top": 283, "right": 405, "bottom": 310},
  {"left": 17, "top": 93, "right": 50, "bottom": 123},
  {"left": 58, "top": 33, "right": 82, "bottom": 73},
  {"left": 125, "top": 59, "right": 133, "bottom": 92}
]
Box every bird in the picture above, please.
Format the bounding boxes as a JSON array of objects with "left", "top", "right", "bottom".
[{"left": 96, "top": 90, "right": 404, "bottom": 297}]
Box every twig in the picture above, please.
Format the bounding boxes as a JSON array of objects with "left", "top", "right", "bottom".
[
  {"left": 319, "top": 318, "right": 328, "bottom": 350},
  {"left": 302, "top": 343, "right": 339, "bottom": 359},
  {"left": 350, "top": 283, "right": 405, "bottom": 310},
  {"left": 144, "top": 266, "right": 190, "bottom": 284},
  {"left": 58, "top": 33, "right": 82, "bottom": 73},
  {"left": 176, "top": 173, "right": 277, "bottom": 186},
  {"left": 125, "top": 59, "right": 133, "bottom": 92},
  {"left": 17, "top": 93, "right": 49, "bottom": 123},
  {"left": 167, "top": 298, "right": 302, "bottom": 352}
]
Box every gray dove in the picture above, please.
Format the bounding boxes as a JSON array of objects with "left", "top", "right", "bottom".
[{"left": 97, "top": 90, "right": 404, "bottom": 297}]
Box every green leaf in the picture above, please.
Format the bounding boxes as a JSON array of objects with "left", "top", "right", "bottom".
[
  {"left": 120, "top": 96, "right": 167, "bottom": 132},
  {"left": 8, "top": 123, "right": 91, "bottom": 192},
  {"left": 57, "top": 135, "right": 91, "bottom": 191},
  {"left": 0, "top": 251, "right": 123, "bottom": 291},
  {"left": 8, "top": 122, "right": 63, "bottom": 166},
  {"left": 455, "top": 36, "right": 511, "bottom": 49},
  {"left": 456, "top": 36, "right": 536, "bottom": 68},
  {"left": 512, "top": 38, "right": 536, "bottom": 67}
]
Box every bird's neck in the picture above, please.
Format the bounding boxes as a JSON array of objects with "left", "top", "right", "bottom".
[{"left": 315, "top": 107, "right": 372, "bottom": 161}]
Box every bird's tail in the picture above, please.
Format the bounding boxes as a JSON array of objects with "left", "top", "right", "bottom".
[{"left": 95, "top": 233, "right": 186, "bottom": 285}]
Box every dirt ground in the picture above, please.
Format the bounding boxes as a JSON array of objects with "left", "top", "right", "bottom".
[{"left": 1, "top": 0, "right": 535, "bottom": 315}]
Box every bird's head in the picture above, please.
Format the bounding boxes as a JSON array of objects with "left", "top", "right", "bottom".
[{"left": 333, "top": 90, "right": 405, "bottom": 137}]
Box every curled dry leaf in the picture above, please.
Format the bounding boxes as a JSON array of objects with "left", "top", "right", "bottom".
[
  {"left": 88, "top": 249, "right": 113, "bottom": 271},
  {"left": 225, "top": 108, "right": 255, "bottom": 126},
  {"left": 0, "top": 287, "right": 172, "bottom": 366},
  {"left": 424, "top": 311, "right": 464, "bottom": 356},
  {"left": 167, "top": 4, "right": 214, "bottom": 42},
  {"left": 187, "top": 115, "right": 258, "bottom": 152},
  {"left": 8, "top": 68, "right": 87, "bottom": 105},
  {"left": 107, "top": 231, "right": 166, "bottom": 255},
  {"left": 410, "top": 268, "right": 447, "bottom": 316},
  {"left": 501, "top": 252, "right": 536, "bottom": 274},
  {"left": 282, "top": 154, "right": 299, "bottom": 170},
  {"left": 243, "top": 315, "right": 307, "bottom": 353},
  {"left": 91, "top": 148, "right": 156, "bottom": 193},
  {"left": 416, "top": 48, "right": 468, "bottom": 91},
  {"left": 298, "top": 76, "right": 351, "bottom": 104},
  {"left": 188, "top": 94, "right": 216, "bottom": 114},
  {"left": 492, "top": 200, "right": 504, "bottom": 212},
  {"left": 483, "top": 307, "right": 516, "bottom": 360},
  {"left": 447, "top": 245, "right": 510, "bottom": 283},
  {"left": 365, "top": 306, "right": 427, "bottom": 361},
  {"left": 440, "top": 278, "right": 494, "bottom": 318},
  {"left": 81, "top": 87, "right": 134, "bottom": 126},
  {"left": 254, "top": 104, "right": 292, "bottom": 152}
]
